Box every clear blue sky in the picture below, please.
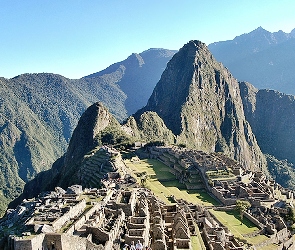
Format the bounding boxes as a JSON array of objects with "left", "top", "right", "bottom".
[{"left": 0, "top": 0, "right": 294, "bottom": 79}]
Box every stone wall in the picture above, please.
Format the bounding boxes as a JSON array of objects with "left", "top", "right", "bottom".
[
  {"left": 52, "top": 199, "right": 86, "bottom": 231},
  {"left": 88, "top": 227, "right": 109, "bottom": 242},
  {"left": 46, "top": 233, "right": 94, "bottom": 250},
  {"left": 276, "top": 227, "right": 289, "bottom": 243},
  {"left": 211, "top": 187, "right": 236, "bottom": 206},
  {"left": 243, "top": 212, "right": 264, "bottom": 229},
  {"left": 125, "top": 218, "right": 149, "bottom": 246},
  {"left": 277, "top": 235, "right": 295, "bottom": 250},
  {"left": 14, "top": 233, "right": 45, "bottom": 250},
  {"left": 124, "top": 232, "right": 149, "bottom": 247},
  {"left": 86, "top": 240, "right": 105, "bottom": 250},
  {"left": 175, "top": 239, "right": 190, "bottom": 249},
  {"left": 66, "top": 202, "right": 102, "bottom": 235},
  {"left": 87, "top": 209, "right": 125, "bottom": 248}
]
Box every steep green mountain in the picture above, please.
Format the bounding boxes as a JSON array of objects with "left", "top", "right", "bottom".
[
  {"left": 240, "top": 81, "right": 295, "bottom": 178},
  {"left": 208, "top": 27, "right": 295, "bottom": 95},
  {"left": 85, "top": 48, "right": 177, "bottom": 115},
  {"left": 0, "top": 74, "right": 126, "bottom": 215},
  {"left": 266, "top": 154, "right": 295, "bottom": 190},
  {"left": 11, "top": 102, "right": 174, "bottom": 204},
  {"left": 4, "top": 37, "right": 295, "bottom": 216},
  {"left": 0, "top": 49, "right": 175, "bottom": 216},
  {"left": 137, "top": 40, "right": 266, "bottom": 171}
]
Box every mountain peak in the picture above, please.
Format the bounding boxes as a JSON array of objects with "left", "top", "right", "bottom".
[
  {"left": 65, "top": 102, "right": 119, "bottom": 165},
  {"left": 140, "top": 48, "right": 178, "bottom": 58},
  {"left": 138, "top": 41, "right": 266, "bottom": 170},
  {"left": 183, "top": 40, "right": 207, "bottom": 51},
  {"left": 208, "top": 26, "right": 295, "bottom": 69},
  {"left": 126, "top": 53, "right": 145, "bottom": 67},
  {"left": 253, "top": 26, "right": 268, "bottom": 32}
]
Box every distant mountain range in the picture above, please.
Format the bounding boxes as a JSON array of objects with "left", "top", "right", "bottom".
[
  {"left": 208, "top": 27, "right": 295, "bottom": 95},
  {"left": 85, "top": 48, "right": 177, "bottom": 115},
  {"left": 1, "top": 27, "right": 295, "bottom": 216}
]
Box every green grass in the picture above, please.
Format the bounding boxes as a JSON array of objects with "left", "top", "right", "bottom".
[
  {"left": 125, "top": 158, "right": 218, "bottom": 206},
  {"left": 258, "top": 244, "right": 279, "bottom": 250},
  {"left": 191, "top": 222, "right": 206, "bottom": 250},
  {"left": 247, "top": 234, "right": 270, "bottom": 245},
  {"left": 210, "top": 209, "right": 258, "bottom": 234},
  {"left": 209, "top": 209, "right": 269, "bottom": 245},
  {"left": 191, "top": 236, "right": 203, "bottom": 250}
]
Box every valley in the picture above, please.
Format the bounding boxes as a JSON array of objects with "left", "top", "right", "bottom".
[{"left": 0, "top": 26, "right": 295, "bottom": 250}]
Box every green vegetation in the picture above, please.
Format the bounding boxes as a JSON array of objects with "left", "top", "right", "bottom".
[
  {"left": 191, "top": 236, "right": 204, "bottom": 250},
  {"left": 210, "top": 209, "right": 258, "bottom": 234},
  {"left": 266, "top": 154, "right": 295, "bottom": 190},
  {"left": 258, "top": 243, "right": 281, "bottom": 250},
  {"left": 136, "top": 111, "right": 175, "bottom": 144},
  {"left": 97, "top": 125, "right": 134, "bottom": 150},
  {"left": 209, "top": 209, "right": 268, "bottom": 246},
  {"left": 236, "top": 200, "right": 251, "bottom": 222},
  {"left": 0, "top": 72, "right": 128, "bottom": 216},
  {"left": 191, "top": 222, "right": 206, "bottom": 250},
  {"left": 125, "top": 158, "right": 218, "bottom": 206}
]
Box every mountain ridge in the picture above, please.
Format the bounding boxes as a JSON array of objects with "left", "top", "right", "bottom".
[
  {"left": 208, "top": 26, "right": 295, "bottom": 95},
  {"left": 0, "top": 49, "right": 176, "bottom": 216},
  {"left": 85, "top": 48, "right": 177, "bottom": 115},
  {"left": 2, "top": 28, "right": 295, "bottom": 217}
]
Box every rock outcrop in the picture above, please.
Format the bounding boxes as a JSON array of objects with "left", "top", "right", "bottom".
[{"left": 137, "top": 40, "right": 266, "bottom": 171}]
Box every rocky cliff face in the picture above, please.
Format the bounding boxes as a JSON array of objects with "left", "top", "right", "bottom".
[
  {"left": 240, "top": 82, "right": 295, "bottom": 165},
  {"left": 138, "top": 41, "right": 266, "bottom": 171}
]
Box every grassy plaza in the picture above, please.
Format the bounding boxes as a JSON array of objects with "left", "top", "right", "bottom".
[
  {"left": 209, "top": 209, "right": 269, "bottom": 245},
  {"left": 125, "top": 157, "right": 272, "bottom": 248},
  {"left": 124, "top": 158, "right": 218, "bottom": 206}
]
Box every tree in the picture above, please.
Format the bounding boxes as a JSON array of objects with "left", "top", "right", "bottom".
[
  {"left": 286, "top": 205, "right": 295, "bottom": 224},
  {"left": 236, "top": 200, "right": 251, "bottom": 224},
  {"left": 140, "top": 172, "right": 148, "bottom": 187}
]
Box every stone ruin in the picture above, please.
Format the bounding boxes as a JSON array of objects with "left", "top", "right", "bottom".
[
  {"left": 2, "top": 145, "right": 295, "bottom": 249},
  {"left": 2, "top": 186, "right": 199, "bottom": 250}
]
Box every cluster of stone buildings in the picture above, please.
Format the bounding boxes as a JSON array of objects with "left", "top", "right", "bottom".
[
  {"left": 140, "top": 146, "right": 295, "bottom": 249},
  {"left": 142, "top": 146, "right": 244, "bottom": 191},
  {"left": 2, "top": 145, "right": 295, "bottom": 249},
  {"left": 1, "top": 185, "right": 202, "bottom": 250}
]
